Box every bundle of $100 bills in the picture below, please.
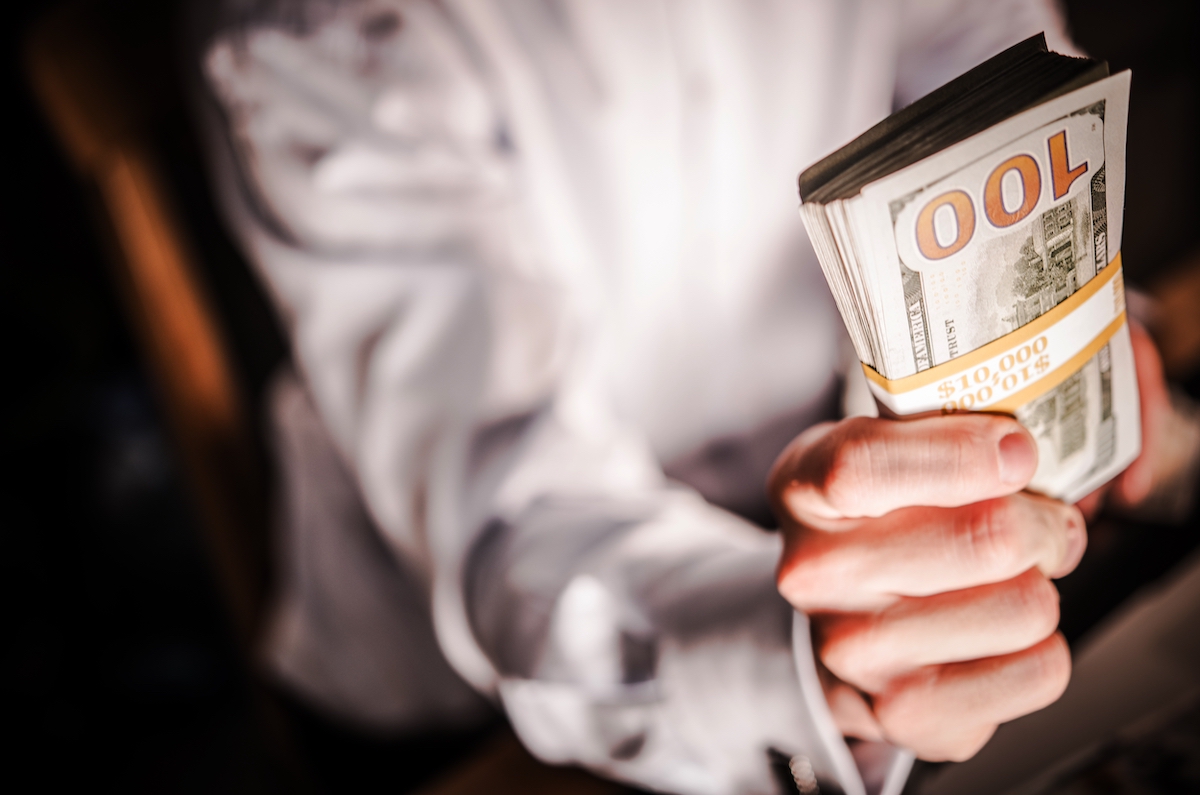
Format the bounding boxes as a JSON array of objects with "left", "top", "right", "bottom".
[{"left": 799, "top": 34, "right": 1139, "bottom": 504}]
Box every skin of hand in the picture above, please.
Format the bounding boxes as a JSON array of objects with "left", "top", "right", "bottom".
[{"left": 769, "top": 322, "right": 1172, "bottom": 762}]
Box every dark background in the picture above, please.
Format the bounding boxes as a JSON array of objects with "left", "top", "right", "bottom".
[
  {"left": 2, "top": 1, "right": 1198, "bottom": 792},
  {"left": 2, "top": 0, "right": 282, "bottom": 789}
]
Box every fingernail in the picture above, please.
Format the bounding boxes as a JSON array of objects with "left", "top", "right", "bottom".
[{"left": 998, "top": 432, "right": 1037, "bottom": 486}]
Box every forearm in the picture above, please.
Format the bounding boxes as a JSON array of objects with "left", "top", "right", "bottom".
[{"left": 466, "top": 481, "right": 843, "bottom": 794}]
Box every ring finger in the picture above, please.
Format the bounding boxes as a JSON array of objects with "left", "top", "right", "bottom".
[{"left": 816, "top": 568, "right": 1061, "bottom": 693}]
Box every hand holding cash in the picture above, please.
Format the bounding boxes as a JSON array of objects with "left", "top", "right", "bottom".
[
  {"left": 774, "top": 35, "right": 1179, "bottom": 762},
  {"left": 771, "top": 412, "right": 1081, "bottom": 760},
  {"left": 800, "top": 34, "right": 1138, "bottom": 503}
]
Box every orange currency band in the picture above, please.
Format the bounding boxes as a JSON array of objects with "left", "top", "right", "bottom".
[
  {"left": 863, "top": 251, "right": 1124, "bottom": 395},
  {"left": 988, "top": 310, "right": 1125, "bottom": 413}
]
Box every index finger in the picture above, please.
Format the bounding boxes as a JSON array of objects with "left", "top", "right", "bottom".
[{"left": 770, "top": 414, "right": 1039, "bottom": 522}]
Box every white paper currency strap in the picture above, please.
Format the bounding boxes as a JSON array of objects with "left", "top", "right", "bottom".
[{"left": 863, "top": 254, "right": 1126, "bottom": 416}]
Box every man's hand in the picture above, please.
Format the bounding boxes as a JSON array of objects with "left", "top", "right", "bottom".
[{"left": 769, "top": 415, "right": 1085, "bottom": 761}]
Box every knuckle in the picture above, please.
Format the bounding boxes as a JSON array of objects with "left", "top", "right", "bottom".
[
  {"left": 876, "top": 679, "right": 996, "bottom": 762},
  {"left": 872, "top": 669, "right": 933, "bottom": 737},
  {"left": 945, "top": 422, "right": 987, "bottom": 463},
  {"left": 776, "top": 541, "right": 834, "bottom": 609},
  {"left": 871, "top": 691, "right": 914, "bottom": 742},
  {"left": 821, "top": 420, "right": 877, "bottom": 513},
  {"left": 939, "top": 419, "right": 998, "bottom": 488},
  {"left": 769, "top": 422, "right": 836, "bottom": 503},
  {"left": 1031, "top": 635, "right": 1072, "bottom": 703},
  {"left": 956, "top": 498, "right": 1025, "bottom": 575},
  {"left": 775, "top": 558, "right": 810, "bottom": 606},
  {"left": 875, "top": 695, "right": 937, "bottom": 755},
  {"left": 817, "top": 617, "right": 877, "bottom": 686},
  {"left": 1013, "top": 575, "right": 1061, "bottom": 641},
  {"left": 948, "top": 416, "right": 1032, "bottom": 495},
  {"left": 767, "top": 447, "right": 799, "bottom": 504}
]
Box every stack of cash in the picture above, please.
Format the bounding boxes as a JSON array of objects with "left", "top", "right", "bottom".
[{"left": 800, "top": 35, "right": 1139, "bottom": 503}]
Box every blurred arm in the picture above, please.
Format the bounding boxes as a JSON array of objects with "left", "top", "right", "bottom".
[{"left": 197, "top": 5, "right": 864, "bottom": 793}]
